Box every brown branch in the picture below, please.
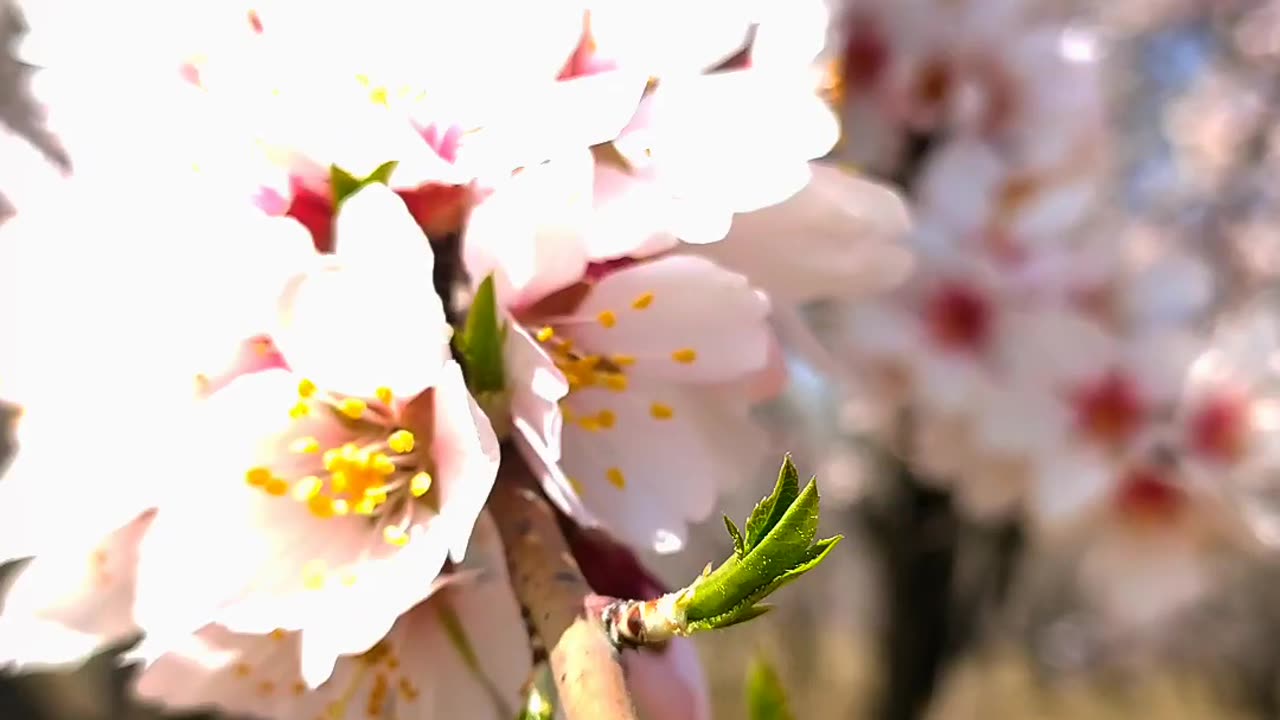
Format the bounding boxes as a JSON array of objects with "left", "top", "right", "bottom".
[{"left": 489, "top": 459, "right": 639, "bottom": 720}]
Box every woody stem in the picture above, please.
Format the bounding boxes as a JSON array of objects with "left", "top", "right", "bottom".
[{"left": 489, "top": 457, "right": 639, "bottom": 720}]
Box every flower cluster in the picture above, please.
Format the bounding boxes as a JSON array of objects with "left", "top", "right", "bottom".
[
  {"left": 824, "top": 0, "right": 1280, "bottom": 636},
  {"left": 0, "top": 1, "right": 908, "bottom": 718}
]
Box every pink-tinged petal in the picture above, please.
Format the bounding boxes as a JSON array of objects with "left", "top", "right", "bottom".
[
  {"left": 691, "top": 162, "right": 913, "bottom": 302},
  {"left": 430, "top": 362, "right": 501, "bottom": 562},
  {"left": 463, "top": 153, "right": 592, "bottom": 308},
  {"left": 626, "top": 638, "right": 712, "bottom": 720},
  {"left": 507, "top": 325, "right": 570, "bottom": 458},
  {"left": 558, "top": 384, "right": 767, "bottom": 553},
  {"left": 0, "top": 511, "right": 154, "bottom": 671},
  {"left": 586, "top": 164, "right": 680, "bottom": 261},
  {"left": 131, "top": 370, "right": 450, "bottom": 670},
  {"left": 136, "top": 513, "right": 527, "bottom": 720},
  {"left": 590, "top": 0, "right": 755, "bottom": 76},
  {"left": 570, "top": 256, "right": 771, "bottom": 383}
]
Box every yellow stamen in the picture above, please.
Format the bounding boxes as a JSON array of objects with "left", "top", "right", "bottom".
[
  {"left": 650, "top": 403, "right": 674, "bottom": 420},
  {"left": 330, "top": 498, "right": 350, "bottom": 516},
  {"left": 410, "top": 472, "right": 433, "bottom": 497},
  {"left": 387, "top": 429, "right": 415, "bottom": 454},
  {"left": 264, "top": 477, "right": 289, "bottom": 496},
  {"left": 579, "top": 417, "right": 603, "bottom": 432},
  {"left": 606, "top": 467, "right": 627, "bottom": 489},
  {"left": 612, "top": 354, "right": 636, "bottom": 367},
  {"left": 338, "top": 397, "right": 367, "bottom": 419},
  {"left": 292, "top": 476, "right": 323, "bottom": 501},
  {"left": 596, "top": 410, "right": 617, "bottom": 429},
  {"left": 289, "top": 436, "right": 320, "bottom": 454},
  {"left": 371, "top": 453, "right": 397, "bottom": 476},
  {"left": 536, "top": 326, "right": 555, "bottom": 342},
  {"left": 383, "top": 525, "right": 410, "bottom": 547},
  {"left": 354, "top": 497, "right": 379, "bottom": 515},
  {"left": 597, "top": 310, "right": 618, "bottom": 328},
  {"left": 632, "top": 292, "right": 654, "bottom": 310},
  {"left": 289, "top": 401, "right": 311, "bottom": 420},
  {"left": 308, "top": 495, "right": 336, "bottom": 519},
  {"left": 376, "top": 387, "right": 394, "bottom": 405},
  {"left": 298, "top": 378, "right": 317, "bottom": 398},
  {"left": 604, "top": 374, "right": 628, "bottom": 392},
  {"left": 569, "top": 477, "right": 585, "bottom": 495},
  {"left": 246, "top": 467, "right": 272, "bottom": 488},
  {"left": 671, "top": 348, "right": 698, "bottom": 364}
]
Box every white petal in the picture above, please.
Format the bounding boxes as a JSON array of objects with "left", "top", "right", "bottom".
[
  {"left": 570, "top": 256, "right": 771, "bottom": 383},
  {"left": 692, "top": 162, "right": 912, "bottom": 302},
  {"left": 430, "top": 362, "right": 501, "bottom": 562},
  {"left": 0, "top": 512, "right": 153, "bottom": 670},
  {"left": 463, "top": 153, "right": 592, "bottom": 309}
]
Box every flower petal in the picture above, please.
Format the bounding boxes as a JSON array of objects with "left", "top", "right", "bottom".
[
  {"left": 570, "top": 256, "right": 771, "bottom": 383},
  {"left": 430, "top": 361, "right": 501, "bottom": 562}
]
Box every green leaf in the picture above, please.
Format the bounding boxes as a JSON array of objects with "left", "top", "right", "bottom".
[
  {"left": 686, "top": 603, "right": 773, "bottom": 634},
  {"left": 746, "top": 654, "right": 796, "bottom": 720},
  {"left": 724, "top": 515, "right": 745, "bottom": 558},
  {"left": 516, "top": 663, "right": 557, "bottom": 720},
  {"left": 743, "top": 455, "right": 801, "bottom": 552},
  {"left": 683, "top": 466, "right": 832, "bottom": 625},
  {"left": 330, "top": 160, "right": 401, "bottom": 207},
  {"left": 454, "top": 275, "right": 506, "bottom": 395}
]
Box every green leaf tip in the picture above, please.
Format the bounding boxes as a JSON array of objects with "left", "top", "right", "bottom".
[
  {"left": 724, "top": 515, "right": 745, "bottom": 558},
  {"left": 746, "top": 653, "right": 796, "bottom": 720},
  {"left": 679, "top": 457, "right": 840, "bottom": 634},
  {"left": 330, "top": 160, "right": 401, "bottom": 207},
  {"left": 454, "top": 274, "right": 506, "bottom": 396}
]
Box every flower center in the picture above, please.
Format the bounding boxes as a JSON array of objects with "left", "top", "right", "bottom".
[
  {"left": 1113, "top": 466, "right": 1187, "bottom": 525},
  {"left": 925, "top": 282, "right": 993, "bottom": 352},
  {"left": 244, "top": 379, "right": 434, "bottom": 547},
  {"left": 1072, "top": 370, "right": 1145, "bottom": 448},
  {"left": 1186, "top": 388, "right": 1252, "bottom": 464}
]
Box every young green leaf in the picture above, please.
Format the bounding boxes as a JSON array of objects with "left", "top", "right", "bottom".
[
  {"left": 746, "top": 654, "right": 796, "bottom": 720},
  {"left": 724, "top": 515, "right": 745, "bottom": 558},
  {"left": 743, "top": 455, "right": 801, "bottom": 552},
  {"left": 454, "top": 275, "right": 506, "bottom": 395},
  {"left": 330, "top": 160, "right": 401, "bottom": 207}
]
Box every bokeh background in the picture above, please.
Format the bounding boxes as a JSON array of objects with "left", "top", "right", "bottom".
[{"left": 7, "top": 1, "right": 1280, "bottom": 718}]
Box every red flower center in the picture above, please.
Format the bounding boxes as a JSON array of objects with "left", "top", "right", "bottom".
[
  {"left": 925, "top": 282, "right": 993, "bottom": 352},
  {"left": 1113, "top": 466, "right": 1186, "bottom": 525},
  {"left": 1186, "top": 388, "right": 1251, "bottom": 464},
  {"left": 1072, "top": 370, "right": 1145, "bottom": 448},
  {"left": 840, "top": 18, "right": 890, "bottom": 92}
]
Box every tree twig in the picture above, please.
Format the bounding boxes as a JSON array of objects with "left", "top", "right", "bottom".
[{"left": 489, "top": 459, "right": 639, "bottom": 720}]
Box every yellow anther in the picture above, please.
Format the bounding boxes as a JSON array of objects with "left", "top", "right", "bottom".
[
  {"left": 331, "top": 498, "right": 350, "bottom": 516},
  {"left": 264, "top": 477, "right": 289, "bottom": 496},
  {"left": 371, "top": 453, "right": 397, "bottom": 476},
  {"left": 302, "top": 560, "right": 326, "bottom": 590},
  {"left": 606, "top": 467, "right": 627, "bottom": 489},
  {"left": 323, "top": 448, "right": 343, "bottom": 471},
  {"left": 579, "top": 417, "right": 603, "bottom": 432},
  {"left": 410, "top": 471, "right": 433, "bottom": 497},
  {"left": 596, "top": 410, "right": 617, "bottom": 429},
  {"left": 246, "top": 467, "right": 273, "bottom": 488},
  {"left": 387, "top": 429, "right": 416, "bottom": 454},
  {"left": 632, "top": 292, "right": 654, "bottom": 310},
  {"left": 604, "top": 374, "right": 628, "bottom": 392},
  {"left": 330, "top": 470, "right": 350, "bottom": 494},
  {"left": 536, "top": 326, "right": 555, "bottom": 342},
  {"left": 298, "top": 378, "right": 317, "bottom": 398},
  {"left": 354, "top": 497, "right": 379, "bottom": 515},
  {"left": 650, "top": 403, "right": 675, "bottom": 420},
  {"left": 671, "top": 348, "right": 698, "bottom": 364},
  {"left": 338, "top": 397, "right": 367, "bottom": 419},
  {"left": 308, "top": 495, "right": 336, "bottom": 519},
  {"left": 383, "top": 525, "right": 410, "bottom": 547},
  {"left": 597, "top": 310, "right": 618, "bottom": 328},
  {"left": 289, "top": 401, "right": 311, "bottom": 420},
  {"left": 612, "top": 354, "right": 637, "bottom": 367},
  {"left": 289, "top": 436, "right": 320, "bottom": 454},
  {"left": 376, "top": 387, "right": 394, "bottom": 405},
  {"left": 270, "top": 629, "right": 286, "bottom": 641},
  {"left": 569, "top": 477, "right": 585, "bottom": 495},
  {"left": 340, "top": 572, "right": 358, "bottom": 587},
  {"left": 233, "top": 663, "right": 252, "bottom": 677},
  {"left": 369, "top": 87, "right": 389, "bottom": 106},
  {"left": 292, "top": 476, "right": 323, "bottom": 501}
]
